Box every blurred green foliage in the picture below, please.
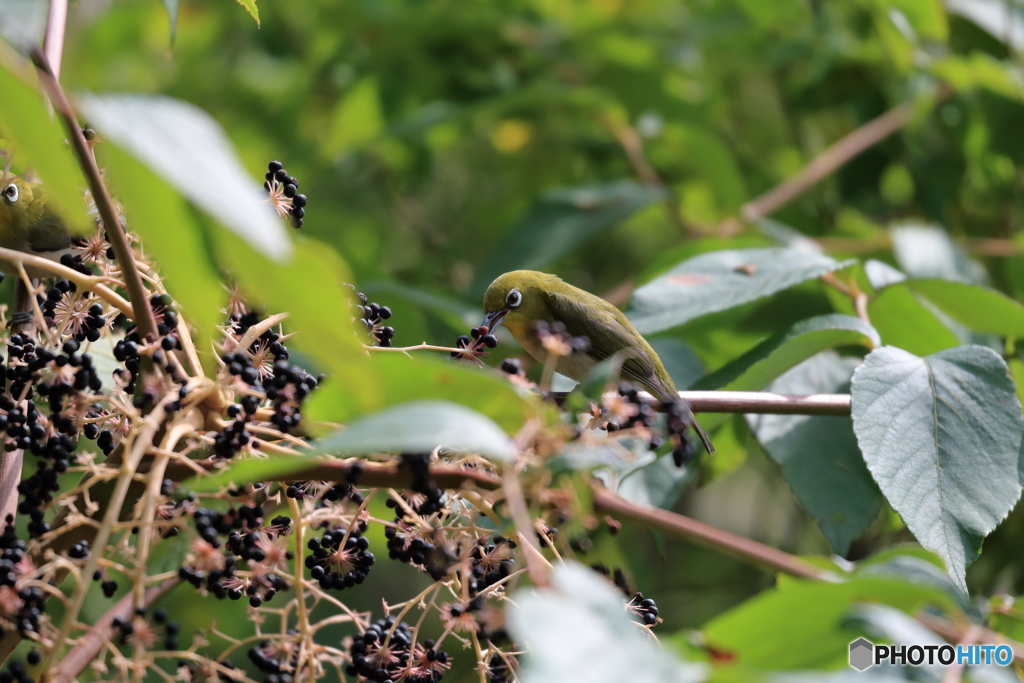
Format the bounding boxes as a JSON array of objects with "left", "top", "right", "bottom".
[{"left": 6, "top": 0, "right": 1024, "bottom": 679}]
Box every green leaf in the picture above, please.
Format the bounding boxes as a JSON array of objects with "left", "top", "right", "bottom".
[
  {"left": 0, "top": 60, "right": 85, "bottom": 225},
  {"left": 0, "top": 0, "right": 45, "bottom": 51},
  {"left": 866, "top": 285, "right": 960, "bottom": 356},
  {"left": 324, "top": 78, "right": 382, "bottom": 156},
  {"left": 899, "top": 279, "right": 1024, "bottom": 338},
  {"left": 616, "top": 452, "right": 695, "bottom": 509},
  {"left": 509, "top": 562, "right": 705, "bottom": 683},
  {"left": 931, "top": 53, "right": 1024, "bottom": 101},
  {"left": 748, "top": 352, "right": 882, "bottom": 556},
  {"left": 886, "top": 0, "right": 949, "bottom": 41},
  {"left": 79, "top": 94, "right": 289, "bottom": 260},
  {"left": 627, "top": 248, "right": 853, "bottom": 335},
  {"left": 648, "top": 337, "right": 705, "bottom": 390},
  {"left": 317, "top": 400, "right": 513, "bottom": 462},
  {"left": 693, "top": 314, "right": 879, "bottom": 392},
  {"left": 701, "top": 575, "right": 959, "bottom": 671},
  {"left": 473, "top": 181, "right": 666, "bottom": 295},
  {"left": 188, "top": 453, "right": 330, "bottom": 493},
  {"left": 305, "top": 352, "right": 536, "bottom": 435},
  {"left": 101, "top": 145, "right": 223, "bottom": 345},
  {"left": 213, "top": 229, "right": 362, "bottom": 372},
  {"left": 890, "top": 223, "right": 986, "bottom": 284},
  {"left": 234, "top": 0, "right": 259, "bottom": 25},
  {"left": 850, "top": 345, "right": 1024, "bottom": 591}
]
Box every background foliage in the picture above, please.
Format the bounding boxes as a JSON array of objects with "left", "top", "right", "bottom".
[{"left": 6, "top": 0, "right": 1024, "bottom": 680}]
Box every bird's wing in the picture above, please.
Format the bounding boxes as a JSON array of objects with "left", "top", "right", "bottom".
[
  {"left": 27, "top": 209, "right": 71, "bottom": 253},
  {"left": 546, "top": 290, "right": 659, "bottom": 388}
]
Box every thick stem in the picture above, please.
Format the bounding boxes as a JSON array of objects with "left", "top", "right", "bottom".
[
  {"left": 42, "top": 0, "right": 67, "bottom": 81},
  {"left": 29, "top": 51, "right": 159, "bottom": 341},
  {"left": 590, "top": 488, "right": 829, "bottom": 581},
  {"left": 49, "top": 578, "right": 181, "bottom": 683}
]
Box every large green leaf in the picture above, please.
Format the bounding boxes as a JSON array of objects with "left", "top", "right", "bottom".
[
  {"left": 509, "top": 562, "right": 705, "bottom": 683},
  {"left": 648, "top": 337, "right": 706, "bottom": 390},
  {"left": 627, "top": 248, "right": 852, "bottom": 335},
  {"left": 305, "top": 352, "right": 537, "bottom": 434},
  {"left": 748, "top": 353, "right": 882, "bottom": 556},
  {"left": 866, "top": 285, "right": 960, "bottom": 356},
  {"left": 850, "top": 345, "right": 1024, "bottom": 591},
  {"left": 317, "top": 400, "right": 513, "bottom": 462},
  {"left": 189, "top": 454, "right": 330, "bottom": 493},
  {"left": 473, "top": 181, "right": 666, "bottom": 295},
  {"left": 693, "top": 314, "right": 879, "bottom": 392},
  {"left": 701, "top": 574, "right": 959, "bottom": 671},
  {"left": 213, "top": 229, "right": 362, "bottom": 373},
  {"left": 902, "top": 278, "right": 1024, "bottom": 338},
  {"left": 102, "top": 145, "right": 223, "bottom": 344},
  {"left": 79, "top": 94, "right": 290, "bottom": 260},
  {"left": 0, "top": 60, "right": 85, "bottom": 224}
]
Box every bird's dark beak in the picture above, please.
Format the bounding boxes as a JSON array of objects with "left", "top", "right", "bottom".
[{"left": 481, "top": 309, "right": 507, "bottom": 333}]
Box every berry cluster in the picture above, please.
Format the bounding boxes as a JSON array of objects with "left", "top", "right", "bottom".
[
  {"left": 0, "top": 520, "right": 45, "bottom": 638},
  {"left": 305, "top": 524, "right": 374, "bottom": 592},
  {"left": 111, "top": 607, "right": 182, "bottom": 649},
  {"left": 349, "top": 288, "right": 395, "bottom": 347},
  {"left": 346, "top": 617, "right": 451, "bottom": 683},
  {"left": 665, "top": 400, "right": 700, "bottom": 467},
  {"left": 248, "top": 635, "right": 299, "bottom": 683},
  {"left": 0, "top": 660, "right": 33, "bottom": 683},
  {"left": 263, "top": 161, "right": 307, "bottom": 228},
  {"left": 38, "top": 280, "right": 106, "bottom": 343},
  {"left": 628, "top": 592, "right": 661, "bottom": 627},
  {"left": 451, "top": 325, "right": 497, "bottom": 361},
  {"left": 179, "top": 505, "right": 293, "bottom": 606},
  {"left": 533, "top": 320, "right": 589, "bottom": 357},
  {"left": 468, "top": 537, "right": 516, "bottom": 596},
  {"left": 58, "top": 252, "right": 94, "bottom": 277}
]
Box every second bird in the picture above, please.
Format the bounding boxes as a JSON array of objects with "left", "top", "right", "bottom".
[{"left": 481, "top": 270, "right": 713, "bottom": 454}]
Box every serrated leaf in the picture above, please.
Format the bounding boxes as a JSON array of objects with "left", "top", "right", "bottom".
[
  {"left": 235, "top": 0, "right": 259, "bottom": 25},
  {"left": 473, "top": 181, "right": 666, "bottom": 295},
  {"left": 317, "top": 400, "right": 513, "bottom": 462},
  {"left": 509, "top": 562, "right": 705, "bottom": 683},
  {"left": 902, "top": 278, "right": 1024, "bottom": 338},
  {"left": 627, "top": 248, "right": 853, "bottom": 335},
  {"left": 851, "top": 345, "right": 1024, "bottom": 591},
  {"left": 79, "top": 94, "right": 288, "bottom": 260},
  {"left": 748, "top": 352, "right": 882, "bottom": 555},
  {"left": 693, "top": 314, "right": 879, "bottom": 393},
  {"left": 0, "top": 60, "right": 85, "bottom": 226}
]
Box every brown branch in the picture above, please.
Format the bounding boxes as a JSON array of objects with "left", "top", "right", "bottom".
[
  {"left": 193, "top": 457, "right": 828, "bottom": 581},
  {"left": 50, "top": 578, "right": 181, "bottom": 683},
  {"left": 739, "top": 102, "right": 913, "bottom": 225},
  {"left": 42, "top": 0, "right": 67, "bottom": 81},
  {"left": 624, "top": 390, "right": 851, "bottom": 416},
  {"left": 29, "top": 50, "right": 159, "bottom": 341},
  {"left": 590, "top": 487, "right": 829, "bottom": 581}
]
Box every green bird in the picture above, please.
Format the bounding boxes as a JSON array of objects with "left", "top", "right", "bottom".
[
  {"left": 481, "top": 270, "right": 713, "bottom": 454},
  {"left": 0, "top": 176, "right": 74, "bottom": 265}
]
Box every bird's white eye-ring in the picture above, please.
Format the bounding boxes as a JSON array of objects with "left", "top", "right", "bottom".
[
  {"left": 3, "top": 184, "right": 18, "bottom": 204},
  {"left": 506, "top": 288, "right": 522, "bottom": 309}
]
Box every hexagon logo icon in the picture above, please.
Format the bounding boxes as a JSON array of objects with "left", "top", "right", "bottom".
[{"left": 849, "top": 638, "right": 874, "bottom": 671}]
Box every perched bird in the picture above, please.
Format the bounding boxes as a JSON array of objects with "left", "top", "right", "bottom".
[
  {"left": 482, "top": 270, "right": 713, "bottom": 454},
  {"left": 0, "top": 176, "right": 74, "bottom": 268}
]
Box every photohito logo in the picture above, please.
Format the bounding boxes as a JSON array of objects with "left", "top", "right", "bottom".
[{"left": 849, "top": 638, "right": 1013, "bottom": 671}]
